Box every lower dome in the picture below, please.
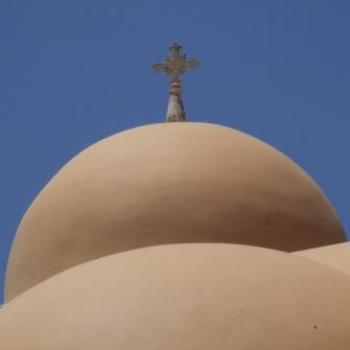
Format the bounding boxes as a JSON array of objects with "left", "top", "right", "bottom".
[
  {"left": 294, "top": 242, "right": 350, "bottom": 275},
  {"left": 5, "top": 122, "right": 345, "bottom": 301},
  {"left": 1, "top": 244, "right": 350, "bottom": 349}
]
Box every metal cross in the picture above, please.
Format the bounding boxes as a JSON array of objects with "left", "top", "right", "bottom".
[
  {"left": 153, "top": 43, "right": 198, "bottom": 122},
  {"left": 153, "top": 43, "right": 198, "bottom": 82}
]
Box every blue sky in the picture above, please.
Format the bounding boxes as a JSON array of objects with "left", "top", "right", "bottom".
[{"left": 0, "top": 0, "right": 349, "bottom": 302}]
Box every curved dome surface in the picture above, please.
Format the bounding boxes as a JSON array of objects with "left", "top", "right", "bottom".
[
  {"left": 295, "top": 242, "right": 350, "bottom": 275},
  {"left": 2, "top": 244, "right": 350, "bottom": 349},
  {"left": 5, "top": 122, "right": 345, "bottom": 301}
]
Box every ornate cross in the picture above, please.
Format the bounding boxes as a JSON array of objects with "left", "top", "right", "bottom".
[
  {"left": 153, "top": 43, "right": 198, "bottom": 82},
  {"left": 153, "top": 43, "right": 198, "bottom": 122}
]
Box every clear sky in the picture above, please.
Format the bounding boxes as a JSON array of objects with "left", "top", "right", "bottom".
[{"left": 1, "top": 0, "right": 349, "bottom": 302}]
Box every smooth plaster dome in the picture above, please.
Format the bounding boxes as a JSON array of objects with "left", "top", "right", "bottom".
[
  {"left": 5, "top": 122, "right": 346, "bottom": 301},
  {"left": 294, "top": 242, "right": 350, "bottom": 275},
  {"left": 2, "top": 244, "right": 350, "bottom": 349}
]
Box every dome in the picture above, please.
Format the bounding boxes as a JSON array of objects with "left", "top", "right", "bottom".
[
  {"left": 294, "top": 242, "right": 350, "bottom": 275},
  {"left": 5, "top": 122, "right": 345, "bottom": 301},
  {"left": 2, "top": 244, "right": 350, "bottom": 349}
]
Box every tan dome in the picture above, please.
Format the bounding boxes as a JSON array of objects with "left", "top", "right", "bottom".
[
  {"left": 294, "top": 242, "right": 350, "bottom": 275},
  {"left": 5, "top": 122, "right": 345, "bottom": 301},
  {"left": 2, "top": 244, "right": 350, "bottom": 349}
]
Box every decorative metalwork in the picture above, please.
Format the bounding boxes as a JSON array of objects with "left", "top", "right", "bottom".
[{"left": 153, "top": 43, "right": 198, "bottom": 122}]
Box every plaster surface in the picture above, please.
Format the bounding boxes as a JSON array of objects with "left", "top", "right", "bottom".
[
  {"left": 2, "top": 244, "right": 350, "bottom": 349},
  {"left": 295, "top": 242, "right": 350, "bottom": 275},
  {"left": 5, "top": 123, "right": 345, "bottom": 301}
]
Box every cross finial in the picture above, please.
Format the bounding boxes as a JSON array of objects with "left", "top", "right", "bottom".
[
  {"left": 153, "top": 43, "right": 198, "bottom": 82},
  {"left": 153, "top": 43, "right": 198, "bottom": 122}
]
